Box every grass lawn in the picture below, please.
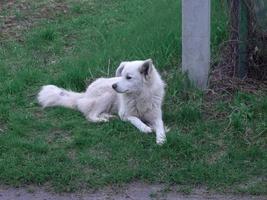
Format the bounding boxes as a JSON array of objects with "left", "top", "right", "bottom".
[{"left": 0, "top": 0, "right": 266, "bottom": 194}]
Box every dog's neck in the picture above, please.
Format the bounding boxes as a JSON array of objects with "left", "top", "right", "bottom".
[{"left": 123, "top": 85, "right": 156, "bottom": 105}]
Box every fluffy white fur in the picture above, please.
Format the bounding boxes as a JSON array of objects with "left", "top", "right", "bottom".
[{"left": 38, "top": 59, "right": 166, "bottom": 144}]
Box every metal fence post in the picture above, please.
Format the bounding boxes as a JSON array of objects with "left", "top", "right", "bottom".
[{"left": 238, "top": 0, "right": 249, "bottom": 78}]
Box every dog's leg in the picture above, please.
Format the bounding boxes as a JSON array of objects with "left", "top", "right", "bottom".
[
  {"left": 83, "top": 93, "right": 113, "bottom": 122},
  {"left": 77, "top": 98, "right": 94, "bottom": 116},
  {"left": 100, "top": 113, "right": 116, "bottom": 119},
  {"left": 126, "top": 116, "right": 152, "bottom": 133},
  {"left": 86, "top": 114, "right": 109, "bottom": 123},
  {"left": 152, "top": 119, "right": 166, "bottom": 145},
  {"left": 77, "top": 98, "right": 106, "bottom": 122},
  {"left": 88, "top": 113, "right": 115, "bottom": 122}
]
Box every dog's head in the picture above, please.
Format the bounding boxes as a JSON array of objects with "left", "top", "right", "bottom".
[{"left": 112, "top": 59, "right": 155, "bottom": 94}]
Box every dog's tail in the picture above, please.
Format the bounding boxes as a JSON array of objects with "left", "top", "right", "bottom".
[{"left": 37, "top": 85, "right": 85, "bottom": 109}]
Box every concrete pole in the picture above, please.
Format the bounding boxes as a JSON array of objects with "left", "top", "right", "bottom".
[{"left": 182, "top": 0, "right": 211, "bottom": 90}]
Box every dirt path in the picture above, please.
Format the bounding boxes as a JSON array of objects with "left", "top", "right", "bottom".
[{"left": 0, "top": 183, "right": 266, "bottom": 200}]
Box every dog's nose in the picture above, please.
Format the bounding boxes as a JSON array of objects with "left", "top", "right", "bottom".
[{"left": 112, "top": 84, "right": 117, "bottom": 90}]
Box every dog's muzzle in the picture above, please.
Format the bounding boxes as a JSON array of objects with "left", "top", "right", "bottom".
[
  {"left": 112, "top": 83, "right": 117, "bottom": 90},
  {"left": 112, "top": 83, "right": 127, "bottom": 93}
]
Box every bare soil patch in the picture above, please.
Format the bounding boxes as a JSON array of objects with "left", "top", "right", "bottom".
[
  {"left": 0, "top": 0, "right": 68, "bottom": 39},
  {"left": 0, "top": 183, "right": 266, "bottom": 200}
]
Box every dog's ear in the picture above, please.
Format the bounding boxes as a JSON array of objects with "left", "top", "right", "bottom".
[
  {"left": 140, "top": 59, "right": 153, "bottom": 78},
  {"left": 116, "top": 62, "right": 127, "bottom": 77}
]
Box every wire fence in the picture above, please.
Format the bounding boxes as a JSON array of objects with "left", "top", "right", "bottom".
[
  {"left": 208, "top": 0, "right": 266, "bottom": 95},
  {"left": 229, "top": 0, "right": 267, "bottom": 80}
]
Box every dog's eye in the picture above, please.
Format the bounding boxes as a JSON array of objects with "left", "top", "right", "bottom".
[{"left": 126, "top": 75, "right": 132, "bottom": 80}]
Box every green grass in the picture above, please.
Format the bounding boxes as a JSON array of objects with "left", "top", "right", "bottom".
[{"left": 0, "top": 0, "right": 266, "bottom": 194}]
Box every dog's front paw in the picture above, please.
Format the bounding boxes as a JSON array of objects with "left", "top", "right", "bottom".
[
  {"left": 141, "top": 126, "right": 153, "bottom": 133},
  {"left": 156, "top": 135, "right": 166, "bottom": 145}
]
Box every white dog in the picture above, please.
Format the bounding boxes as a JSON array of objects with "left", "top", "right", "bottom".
[{"left": 38, "top": 59, "right": 166, "bottom": 144}]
